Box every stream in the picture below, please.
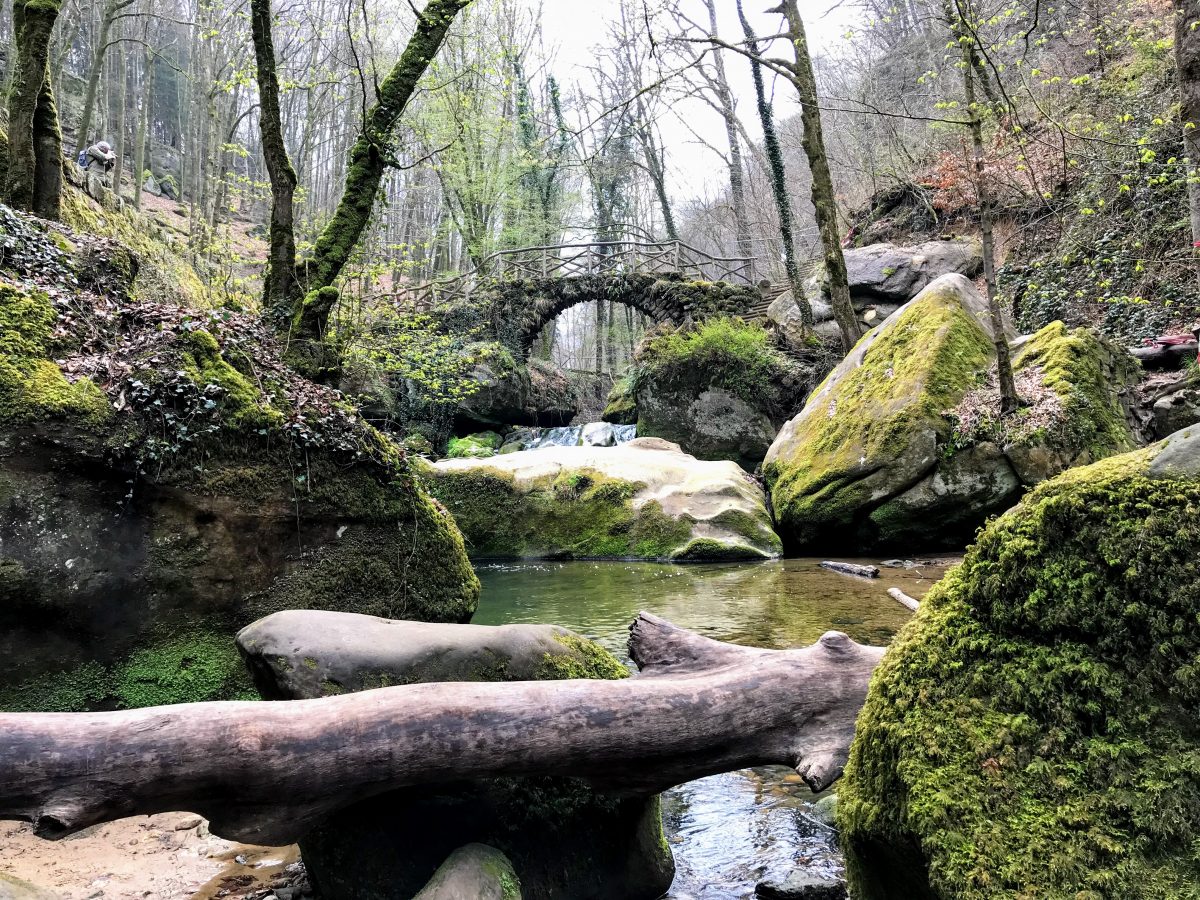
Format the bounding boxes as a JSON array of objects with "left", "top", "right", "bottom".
[{"left": 473, "top": 557, "right": 952, "bottom": 899}]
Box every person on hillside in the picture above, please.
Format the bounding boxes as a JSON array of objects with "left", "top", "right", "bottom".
[{"left": 78, "top": 141, "right": 116, "bottom": 176}]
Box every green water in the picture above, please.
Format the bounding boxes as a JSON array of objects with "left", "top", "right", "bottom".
[{"left": 474, "top": 557, "right": 952, "bottom": 900}]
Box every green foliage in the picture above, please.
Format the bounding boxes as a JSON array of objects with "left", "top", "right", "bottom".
[
  {"left": 447, "top": 431, "right": 502, "bottom": 458},
  {"left": 840, "top": 444, "right": 1200, "bottom": 899}
]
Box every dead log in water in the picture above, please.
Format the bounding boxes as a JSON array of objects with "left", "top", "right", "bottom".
[
  {"left": 888, "top": 587, "right": 920, "bottom": 612},
  {"left": 821, "top": 560, "right": 881, "bottom": 579},
  {"left": 0, "top": 613, "right": 883, "bottom": 847}
]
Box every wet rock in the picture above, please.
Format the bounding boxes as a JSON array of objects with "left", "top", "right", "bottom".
[
  {"left": 424, "top": 443, "right": 783, "bottom": 561},
  {"left": 413, "top": 844, "right": 521, "bottom": 900},
  {"left": 811, "top": 793, "right": 838, "bottom": 826},
  {"left": 755, "top": 872, "right": 848, "bottom": 900},
  {"left": 582, "top": 422, "right": 617, "bottom": 446}
]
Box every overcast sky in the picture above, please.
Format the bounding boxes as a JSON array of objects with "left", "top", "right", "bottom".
[{"left": 540, "top": 0, "right": 861, "bottom": 202}]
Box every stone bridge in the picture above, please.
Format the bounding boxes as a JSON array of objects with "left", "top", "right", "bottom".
[{"left": 392, "top": 241, "right": 766, "bottom": 353}]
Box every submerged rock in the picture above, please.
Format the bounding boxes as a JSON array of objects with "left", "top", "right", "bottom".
[
  {"left": 755, "top": 872, "right": 848, "bottom": 900},
  {"left": 0, "top": 203, "right": 478, "bottom": 712},
  {"left": 764, "top": 274, "right": 1140, "bottom": 552},
  {"left": 413, "top": 844, "right": 521, "bottom": 900},
  {"left": 838, "top": 428, "right": 1200, "bottom": 899},
  {"left": 240, "top": 609, "right": 672, "bottom": 900},
  {"left": 424, "top": 440, "right": 782, "bottom": 561}
]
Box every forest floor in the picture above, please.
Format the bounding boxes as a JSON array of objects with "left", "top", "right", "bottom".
[{"left": 0, "top": 814, "right": 309, "bottom": 900}]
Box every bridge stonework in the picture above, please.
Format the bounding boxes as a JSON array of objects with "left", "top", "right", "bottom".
[{"left": 443, "top": 273, "right": 763, "bottom": 354}]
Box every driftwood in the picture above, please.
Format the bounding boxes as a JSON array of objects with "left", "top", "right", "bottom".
[
  {"left": 821, "top": 560, "right": 881, "bottom": 579},
  {"left": 0, "top": 613, "right": 882, "bottom": 847},
  {"left": 887, "top": 587, "right": 920, "bottom": 612}
]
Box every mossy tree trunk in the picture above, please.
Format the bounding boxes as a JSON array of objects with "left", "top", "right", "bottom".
[
  {"left": 6, "top": 0, "right": 64, "bottom": 220},
  {"left": 736, "top": 0, "right": 812, "bottom": 329},
  {"left": 290, "top": 0, "right": 472, "bottom": 338},
  {"left": 1175, "top": 0, "right": 1200, "bottom": 249},
  {"left": 249, "top": 0, "right": 299, "bottom": 320},
  {"left": 777, "top": 0, "right": 863, "bottom": 354},
  {"left": 949, "top": 0, "right": 1019, "bottom": 414}
]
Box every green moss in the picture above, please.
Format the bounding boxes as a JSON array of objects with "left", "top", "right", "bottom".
[
  {"left": 0, "top": 633, "right": 256, "bottom": 712},
  {"left": 765, "top": 281, "right": 994, "bottom": 548},
  {"left": 839, "top": 444, "right": 1200, "bottom": 899},
  {"left": 114, "top": 632, "right": 256, "bottom": 708},
  {"left": 534, "top": 633, "right": 630, "bottom": 681},
  {"left": 448, "top": 431, "right": 502, "bottom": 458},
  {"left": 602, "top": 375, "right": 638, "bottom": 425},
  {"left": 1012, "top": 321, "right": 1138, "bottom": 459},
  {"left": 180, "top": 328, "right": 285, "bottom": 432},
  {"left": 0, "top": 282, "right": 112, "bottom": 429}
]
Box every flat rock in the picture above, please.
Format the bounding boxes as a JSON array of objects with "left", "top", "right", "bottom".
[
  {"left": 1149, "top": 426, "right": 1200, "bottom": 479},
  {"left": 425, "top": 443, "right": 782, "bottom": 561},
  {"left": 0, "top": 874, "right": 61, "bottom": 900}
]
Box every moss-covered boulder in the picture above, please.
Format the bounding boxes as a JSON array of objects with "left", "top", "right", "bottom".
[
  {"left": 630, "top": 318, "right": 812, "bottom": 468},
  {"left": 456, "top": 343, "right": 578, "bottom": 431},
  {"left": 238, "top": 609, "right": 672, "bottom": 900},
  {"left": 839, "top": 427, "right": 1200, "bottom": 899},
  {"left": 601, "top": 375, "right": 638, "bottom": 425},
  {"left": 764, "top": 274, "right": 1140, "bottom": 552},
  {"left": 0, "top": 203, "right": 478, "bottom": 712},
  {"left": 424, "top": 438, "right": 782, "bottom": 561}
]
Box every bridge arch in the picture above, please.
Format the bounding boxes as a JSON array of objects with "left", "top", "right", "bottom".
[{"left": 401, "top": 241, "right": 764, "bottom": 356}]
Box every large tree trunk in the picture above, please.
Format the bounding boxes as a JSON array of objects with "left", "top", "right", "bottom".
[
  {"left": 951, "top": 0, "right": 1019, "bottom": 414},
  {"left": 6, "top": 0, "right": 64, "bottom": 219},
  {"left": 292, "top": 0, "right": 472, "bottom": 339},
  {"left": 0, "top": 614, "right": 882, "bottom": 848},
  {"left": 778, "top": 0, "right": 863, "bottom": 354},
  {"left": 1176, "top": 0, "right": 1200, "bottom": 247},
  {"left": 249, "top": 0, "right": 299, "bottom": 320},
  {"left": 736, "top": 0, "right": 811, "bottom": 327},
  {"left": 704, "top": 0, "right": 751, "bottom": 268}
]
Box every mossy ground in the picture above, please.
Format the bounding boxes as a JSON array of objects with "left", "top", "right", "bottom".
[
  {"left": 0, "top": 204, "right": 480, "bottom": 711},
  {"left": 839, "top": 444, "right": 1200, "bottom": 899}
]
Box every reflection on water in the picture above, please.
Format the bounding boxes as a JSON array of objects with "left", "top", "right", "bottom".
[{"left": 474, "top": 557, "right": 952, "bottom": 900}]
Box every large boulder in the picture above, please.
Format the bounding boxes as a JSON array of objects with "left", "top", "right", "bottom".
[
  {"left": 807, "top": 239, "right": 983, "bottom": 308},
  {"left": 456, "top": 344, "right": 579, "bottom": 431},
  {"left": 769, "top": 241, "right": 983, "bottom": 352},
  {"left": 424, "top": 438, "right": 782, "bottom": 561},
  {"left": 764, "top": 274, "right": 1139, "bottom": 552},
  {"left": 839, "top": 428, "right": 1200, "bottom": 899},
  {"left": 237, "top": 610, "right": 672, "bottom": 900},
  {"left": 629, "top": 318, "right": 812, "bottom": 467},
  {"left": 1152, "top": 383, "right": 1200, "bottom": 438},
  {"left": 0, "top": 204, "right": 478, "bottom": 712}
]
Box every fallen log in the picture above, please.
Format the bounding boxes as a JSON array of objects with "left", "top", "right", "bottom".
[
  {"left": 0, "top": 613, "right": 883, "bottom": 847},
  {"left": 821, "top": 560, "right": 880, "bottom": 579},
  {"left": 888, "top": 587, "right": 920, "bottom": 612},
  {"left": 1130, "top": 340, "right": 1198, "bottom": 371}
]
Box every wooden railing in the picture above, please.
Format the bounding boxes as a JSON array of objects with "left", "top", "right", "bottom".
[{"left": 392, "top": 240, "right": 757, "bottom": 307}]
